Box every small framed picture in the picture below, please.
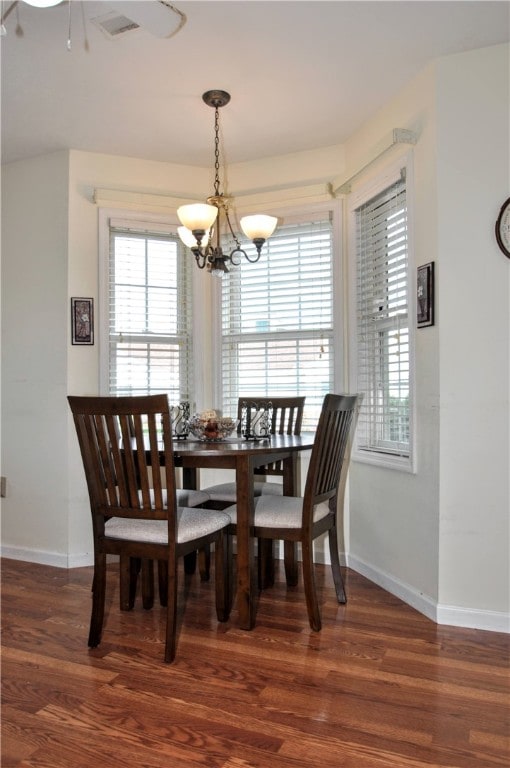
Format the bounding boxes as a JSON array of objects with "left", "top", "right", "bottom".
[
  {"left": 417, "top": 262, "right": 434, "bottom": 328},
  {"left": 71, "top": 297, "right": 94, "bottom": 345}
]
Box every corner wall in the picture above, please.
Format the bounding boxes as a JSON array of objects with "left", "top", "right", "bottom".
[
  {"left": 346, "top": 45, "right": 510, "bottom": 631},
  {"left": 1, "top": 151, "right": 71, "bottom": 564},
  {"left": 346, "top": 63, "right": 442, "bottom": 616},
  {"left": 436, "top": 44, "right": 510, "bottom": 626}
]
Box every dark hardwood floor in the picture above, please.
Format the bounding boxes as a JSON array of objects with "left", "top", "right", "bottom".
[{"left": 1, "top": 557, "right": 509, "bottom": 767}]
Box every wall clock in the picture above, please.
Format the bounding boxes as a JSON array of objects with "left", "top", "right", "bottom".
[{"left": 495, "top": 197, "right": 510, "bottom": 259}]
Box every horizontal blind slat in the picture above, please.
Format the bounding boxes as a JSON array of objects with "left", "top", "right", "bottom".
[
  {"left": 221, "top": 215, "right": 334, "bottom": 430},
  {"left": 355, "top": 178, "right": 410, "bottom": 456},
  {"left": 108, "top": 226, "right": 194, "bottom": 402}
]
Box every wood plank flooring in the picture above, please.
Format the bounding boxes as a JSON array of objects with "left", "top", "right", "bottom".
[{"left": 1, "top": 557, "right": 509, "bottom": 768}]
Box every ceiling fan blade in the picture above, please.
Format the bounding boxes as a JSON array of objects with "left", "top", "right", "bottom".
[
  {"left": 1, "top": 1, "right": 18, "bottom": 27},
  {"left": 101, "top": 1, "right": 186, "bottom": 39}
]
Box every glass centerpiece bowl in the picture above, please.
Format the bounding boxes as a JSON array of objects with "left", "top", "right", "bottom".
[{"left": 187, "top": 410, "right": 238, "bottom": 442}]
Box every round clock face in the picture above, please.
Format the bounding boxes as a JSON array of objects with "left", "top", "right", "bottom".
[{"left": 495, "top": 197, "right": 510, "bottom": 259}]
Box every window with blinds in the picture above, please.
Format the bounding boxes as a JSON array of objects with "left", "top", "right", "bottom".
[
  {"left": 354, "top": 175, "right": 411, "bottom": 460},
  {"left": 220, "top": 214, "right": 334, "bottom": 430},
  {"left": 106, "top": 219, "right": 194, "bottom": 403}
]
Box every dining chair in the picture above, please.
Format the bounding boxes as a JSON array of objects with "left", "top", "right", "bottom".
[
  {"left": 202, "top": 396, "right": 306, "bottom": 504},
  {"left": 201, "top": 395, "right": 305, "bottom": 585},
  {"left": 122, "top": 409, "right": 211, "bottom": 610},
  {"left": 223, "top": 393, "right": 361, "bottom": 631},
  {"left": 68, "top": 394, "right": 231, "bottom": 663}
]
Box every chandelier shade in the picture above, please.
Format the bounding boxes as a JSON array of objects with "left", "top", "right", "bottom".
[
  {"left": 177, "top": 203, "right": 218, "bottom": 235},
  {"left": 177, "top": 90, "right": 277, "bottom": 276},
  {"left": 240, "top": 214, "right": 278, "bottom": 242},
  {"left": 177, "top": 225, "right": 210, "bottom": 249}
]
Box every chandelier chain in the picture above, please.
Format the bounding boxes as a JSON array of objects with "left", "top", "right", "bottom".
[
  {"left": 214, "top": 106, "right": 221, "bottom": 198},
  {"left": 213, "top": 104, "right": 242, "bottom": 249}
]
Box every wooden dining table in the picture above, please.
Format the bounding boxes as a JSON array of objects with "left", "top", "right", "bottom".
[{"left": 172, "top": 433, "right": 315, "bottom": 630}]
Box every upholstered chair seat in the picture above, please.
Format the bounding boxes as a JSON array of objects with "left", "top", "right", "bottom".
[
  {"left": 205, "top": 480, "right": 282, "bottom": 504},
  {"left": 106, "top": 507, "right": 230, "bottom": 545},
  {"left": 224, "top": 496, "right": 330, "bottom": 528}
]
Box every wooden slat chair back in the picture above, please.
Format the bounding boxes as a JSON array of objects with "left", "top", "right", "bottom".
[
  {"left": 224, "top": 393, "right": 362, "bottom": 631},
  {"left": 122, "top": 409, "right": 210, "bottom": 612},
  {"left": 68, "top": 394, "right": 231, "bottom": 663},
  {"left": 304, "top": 395, "right": 357, "bottom": 510},
  {"left": 237, "top": 396, "right": 305, "bottom": 435},
  {"left": 204, "top": 395, "right": 306, "bottom": 505},
  {"left": 238, "top": 396, "right": 305, "bottom": 479}
]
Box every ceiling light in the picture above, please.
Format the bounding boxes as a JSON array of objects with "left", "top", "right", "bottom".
[
  {"left": 177, "top": 90, "right": 277, "bottom": 277},
  {"left": 23, "top": 0, "right": 62, "bottom": 6}
]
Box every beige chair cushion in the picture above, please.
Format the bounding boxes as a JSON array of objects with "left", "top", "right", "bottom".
[
  {"left": 143, "top": 488, "right": 209, "bottom": 507},
  {"left": 203, "top": 480, "right": 282, "bottom": 504},
  {"left": 224, "top": 495, "right": 330, "bottom": 529},
  {"left": 105, "top": 507, "right": 230, "bottom": 545},
  {"left": 176, "top": 488, "right": 209, "bottom": 506}
]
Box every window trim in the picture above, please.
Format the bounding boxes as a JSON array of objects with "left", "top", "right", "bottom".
[
  {"left": 98, "top": 207, "right": 198, "bottom": 402},
  {"left": 347, "top": 153, "right": 417, "bottom": 473},
  {"left": 212, "top": 200, "right": 344, "bottom": 424}
]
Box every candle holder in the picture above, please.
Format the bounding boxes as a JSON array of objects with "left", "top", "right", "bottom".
[
  {"left": 170, "top": 401, "right": 190, "bottom": 439},
  {"left": 241, "top": 400, "right": 272, "bottom": 441}
]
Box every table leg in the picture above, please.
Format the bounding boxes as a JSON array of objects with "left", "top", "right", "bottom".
[
  {"left": 182, "top": 467, "right": 198, "bottom": 575},
  {"left": 283, "top": 454, "right": 299, "bottom": 586},
  {"left": 258, "top": 539, "right": 275, "bottom": 588},
  {"left": 236, "top": 455, "right": 257, "bottom": 629},
  {"left": 182, "top": 467, "right": 197, "bottom": 490}
]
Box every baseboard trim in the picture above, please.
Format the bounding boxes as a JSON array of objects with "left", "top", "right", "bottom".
[
  {"left": 1, "top": 545, "right": 93, "bottom": 569},
  {"left": 347, "top": 554, "right": 509, "bottom": 634},
  {"left": 2, "top": 544, "right": 508, "bottom": 633},
  {"left": 347, "top": 553, "right": 437, "bottom": 622},
  {"left": 435, "top": 603, "right": 510, "bottom": 633}
]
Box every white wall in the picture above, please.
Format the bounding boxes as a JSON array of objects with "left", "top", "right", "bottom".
[
  {"left": 1, "top": 151, "right": 71, "bottom": 564},
  {"left": 346, "top": 45, "right": 509, "bottom": 630},
  {"left": 1, "top": 145, "right": 345, "bottom": 564},
  {"left": 1, "top": 150, "right": 216, "bottom": 563},
  {"left": 65, "top": 151, "right": 215, "bottom": 559},
  {"left": 346, "top": 64, "right": 442, "bottom": 612},
  {"left": 1, "top": 45, "right": 508, "bottom": 631},
  {"left": 436, "top": 45, "right": 510, "bottom": 623}
]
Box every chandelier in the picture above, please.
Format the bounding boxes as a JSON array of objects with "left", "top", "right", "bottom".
[{"left": 177, "top": 90, "right": 277, "bottom": 277}]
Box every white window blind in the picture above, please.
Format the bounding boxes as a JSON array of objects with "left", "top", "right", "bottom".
[
  {"left": 220, "top": 215, "right": 334, "bottom": 430},
  {"left": 107, "top": 220, "right": 194, "bottom": 403},
  {"left": 355, "top": 175, "right": 410, "bottom": 457}
]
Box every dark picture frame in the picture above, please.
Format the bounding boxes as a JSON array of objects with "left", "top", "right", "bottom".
[
  {"left": 71, "top": 297, "right": 94, "bottom": 345},
  {"left": 417, "top": 262, "right": 434, "bottom": 328}
]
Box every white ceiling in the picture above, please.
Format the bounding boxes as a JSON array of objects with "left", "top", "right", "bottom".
[{"left": 1, "top": 0, "right": 509, "bottom": 167}]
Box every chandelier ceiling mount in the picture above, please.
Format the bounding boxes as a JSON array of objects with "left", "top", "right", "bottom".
[{"left": 202, "top": 89, "right": 231, "bottom": 110}]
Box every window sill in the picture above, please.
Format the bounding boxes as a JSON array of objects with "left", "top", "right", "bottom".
[{"left": 353, "top": 448, "right": 415, "bottom": 474}]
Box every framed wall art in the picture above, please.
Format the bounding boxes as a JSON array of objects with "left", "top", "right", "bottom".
[
  {"left": 417, "top": 262, "right": 434, "bottom": 328},
  {"left": 71, "top": 297, "right": 94, "bottom": 345}
]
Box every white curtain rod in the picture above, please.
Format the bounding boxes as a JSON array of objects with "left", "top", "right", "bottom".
[{"left": 328, "top": 128, "right": 417, "bottom": 197}]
